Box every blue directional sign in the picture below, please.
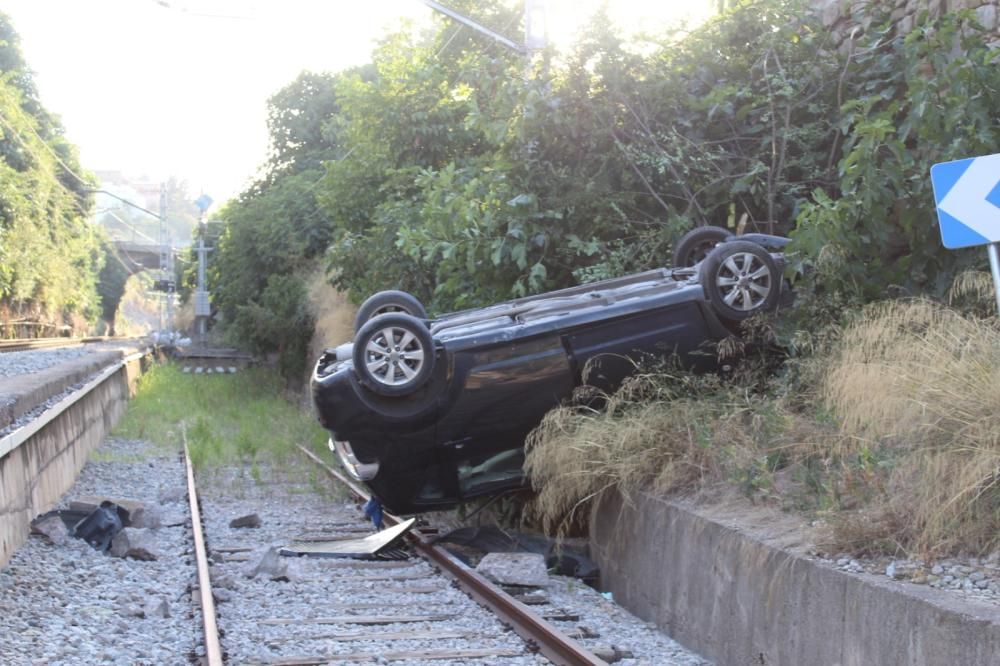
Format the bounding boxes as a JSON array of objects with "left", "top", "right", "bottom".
[
  {"left": 931, "top": 153, "right": 1000, "bottom": 249},
  {"left": 194, "top": 193, "right": 214, "bottom": 214}
]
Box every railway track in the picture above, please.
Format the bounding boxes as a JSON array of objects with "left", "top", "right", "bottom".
[
  {"left": 0, "top": 335, "right": 124, "bottom": 353},
  {"left": 2, "top": 350, "right": 702, "bottom": 664},
  {"left": 184, "top": 440, "right": 606, "bottom": 665}
]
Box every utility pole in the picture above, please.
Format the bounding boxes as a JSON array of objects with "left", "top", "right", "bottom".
[
  {"left": 193, "top": 194, "right": 214, "bottom": 347},
  {"left": 420, "top": 1, "right": 547, "bottom": 54},
  {"left": 158, "top": 183, "right": 171, "bottom": 336},
  {"left": 421, "top": 1, "right": 547, "bottom": 155}
]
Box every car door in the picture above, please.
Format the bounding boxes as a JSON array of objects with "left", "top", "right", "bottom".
[{"left": 566, "top": 300, "right": 712, "bottom": 391}]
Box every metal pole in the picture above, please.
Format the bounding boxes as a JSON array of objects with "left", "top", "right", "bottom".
[
  {"left": 420, "top": 0, "right": 525, "bottom": 53},
  {"left": 159, "top": 183, "right": 167, "bottom": 335},
  {"left": 197, "top": 217, "right": 207, "bottom": 344},
  {"left": 987, "top": 243, "right": 1000, "bottom": 315}
]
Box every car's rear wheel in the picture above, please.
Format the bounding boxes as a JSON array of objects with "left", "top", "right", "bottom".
[
  {"left": 354, "top": 290, "right": 428, "bottom": 333},
  {"left": 672, "top": 225, "right": 734, "bottom": 267},
  {"left": 700, "top": 240, "right": 780, "bottom": 321},
  {"left": 353, "top": 313, "right": 436, "bottom": 397}
]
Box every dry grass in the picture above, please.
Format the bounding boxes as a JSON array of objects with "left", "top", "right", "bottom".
[
  {"left": 820, "top": 299, "right": 1000, "bottom": 556},
  {"left": 524, "top": 299, "right": 1000, "bottom": 557},
  {"left": 524, "top": 369, "right": 783, "bottom": 535},
  {"left": 298, "top": 267, "right": 356, "bottom": 407}
]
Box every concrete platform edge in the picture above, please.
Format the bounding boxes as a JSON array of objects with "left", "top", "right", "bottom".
[
  {"left": 0, "top": 350, "right": 127, "bottom": 429},
  {"left": 589, "top": 489, "right": 1000, "bottom": 666},
  {"left": 0, "top": 353, "right": 152, "bottom": 567}
]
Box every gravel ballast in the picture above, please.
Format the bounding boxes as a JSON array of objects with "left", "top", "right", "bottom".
[
  {"left": 0, "top": 438, "right": 198, "bottom": 665},
  {"left": 0, "top": 347, "right": 92, "bottom": 379},
  {"left": 197, "top": 462, "right": 711, "bottom": 665},
  {"left": 1, "top": 431, "right": 710, "bottom": 665}
]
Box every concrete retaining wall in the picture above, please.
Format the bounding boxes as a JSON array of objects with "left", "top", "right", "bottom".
[
  {"left": 590, "top": 490, "right": 1000, "bottom": 665},
  {"left": 0, "top": 354, "right": 148, "bottom": 567}
]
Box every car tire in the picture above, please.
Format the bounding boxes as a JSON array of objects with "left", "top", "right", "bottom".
[
  {"left": 700, "top": 240, "right": 780, "bottom": 321},
  {"left": 672, "top": 226, "right": 735, "bottom": 267},
  {"left": 353, "top": 313, "right": 436, "bottom": 397},
  {"left": 354, "top": 290, "right": 428, "bottom": 333}
]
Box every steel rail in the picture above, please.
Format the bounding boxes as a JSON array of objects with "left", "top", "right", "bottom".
[
  {"left": 0, "top": 336, "right": 128, "bottom": 353},
  {"left": 296, "top": 444, "right": 606, "bottom": 666},
  {"left": 184, "top": 432, "right": 224, "bottom": 666}
]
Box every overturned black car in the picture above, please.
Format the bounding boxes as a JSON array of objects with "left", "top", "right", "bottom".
[{"left": 312, "top": 227, "right": 791, "bottom": 514}]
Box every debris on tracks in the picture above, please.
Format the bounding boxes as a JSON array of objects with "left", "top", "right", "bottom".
[
  {"left": 475, "top": 552, "right": 550, "bottom": 588},
  {"left": 229, "top": 513, "right": 262, "bottom": 529},
  {"left": 109, "top": 527, "right": 160, "bottom": 561},
  {"left": 277, "top": 517, "right": 416, "bottom": 560}
]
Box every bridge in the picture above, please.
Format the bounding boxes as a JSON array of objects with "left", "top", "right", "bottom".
[{"left": 112, "top": 241, "right": 178, "bottom": 273}]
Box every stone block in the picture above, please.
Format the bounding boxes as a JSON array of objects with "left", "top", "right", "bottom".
[
  {"left": 229, "top": 513, "right": 261, "bottom": 529},
  {"left": 476, "top": 552, "right": 550, "bottom": 588},
  {"left": 109, "top": 527, "right": 159, "bottom": 561}
]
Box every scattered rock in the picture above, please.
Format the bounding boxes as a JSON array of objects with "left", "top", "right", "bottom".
[
  {"left": 229, "top": 513, "right": 261, "bottom": 529},
  {"left": 592, "top": 646, "right": 635, "bottom": 663},
  {"left": 475, "top": 552, "right": 550, "bottom": 588},
  {"left": 143, "top": 596, "right": 170, "bottom": 619},
  {"left": 109, "top": 528, "right": 159, "bottom": 561},
  {"left": 284, "top": 559, "right": 307, "bottom": 583},
  {"left": 210, "top": 572, "right": 237, "bottom": 590},
  {"left": 244, "top": 547, "right": 287, "bottom": 580},
  {"left": 131, "top": 505, "right": 163, "bottom": 530},
  {"left": 120, "top": 602, "right": 144, "bottom": 619},
  {"left": 885, "top": 560, "right": 920, "bottom": 580},
  {"left": 31, "top": 516, "right": 69, "bottom": 545},
  {"left": 212, "top": 589, "right": 232, "bottom": 603}
]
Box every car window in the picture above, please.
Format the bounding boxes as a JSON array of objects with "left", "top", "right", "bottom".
[{"left": 458, "top": 449, "right": 525, "bottom": 497}]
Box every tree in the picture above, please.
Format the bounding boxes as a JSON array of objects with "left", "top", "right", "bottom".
[
  {"left": 0, "top": 12, "right": 102, "bottom": 330},
  {"left": 205, "top": 72, "right": 341, "bottom": 380}
]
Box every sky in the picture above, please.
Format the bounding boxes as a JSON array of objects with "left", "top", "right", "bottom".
[{"left": 0, "top": 0, "right": 711, "bottom": 208}]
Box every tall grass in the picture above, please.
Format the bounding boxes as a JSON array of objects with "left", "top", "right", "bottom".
[
  {"left": 524, "top": 369, "right": 787, "bottom": 534},
  {"left": 114, "top": 364, "right": 328, "bottom": 469},
  {"left": 821, "top": 300, "right": 1000, "bottom": 556},
  {"left": 525, "top": 300, "right": 1000, "bottom": 557}
]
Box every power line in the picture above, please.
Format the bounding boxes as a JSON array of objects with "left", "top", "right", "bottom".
[
  {"left": 0, "top": 109, "right": 95, "bottom": 221},
  {"left": 100, "top": 210, "right": 160, "bottom": 245},
  {"left": 0, "top": 87, "right": 92, "bottom": 187}
]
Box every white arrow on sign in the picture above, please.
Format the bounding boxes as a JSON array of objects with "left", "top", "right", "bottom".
[{"left": 938, "top": 153, "right": 1000, "bottom": 240}]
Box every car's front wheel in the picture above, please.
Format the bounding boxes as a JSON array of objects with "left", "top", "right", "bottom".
[
  {"left": 353, "top": 313, "right": 436, "bottom": 397},
  {"left": 354, "top": 290, "right": 428, "bottom": 333},
  {"left": 700, "top": 240, "right": 780, "bottom": 321}
]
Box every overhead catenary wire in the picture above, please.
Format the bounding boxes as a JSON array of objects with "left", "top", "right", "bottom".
[
  {"left": 0, "top": 87, "right": 92, "bottom": 187},
  {"left": 0, "top": 109, "right": 96, "bottom": 221}
]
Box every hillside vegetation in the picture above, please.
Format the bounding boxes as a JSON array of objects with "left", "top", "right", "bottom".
[
  {"left": 0, "top": 14, "right": 104, "bottom": 333},
  {"left": 207, "top": 1, "right": 1000, "bottom": 555}
]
